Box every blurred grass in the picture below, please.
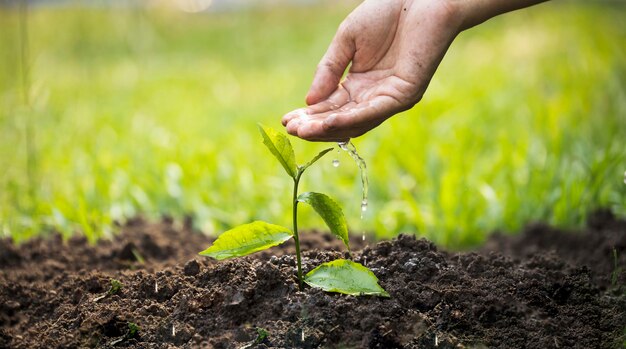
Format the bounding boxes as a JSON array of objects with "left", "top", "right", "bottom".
[{"left": 0, "top": 1, "right": 624, "bottom": 248}]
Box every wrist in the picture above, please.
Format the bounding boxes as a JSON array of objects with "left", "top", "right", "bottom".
[
  {"left": 444, "top": 0, "right": 490, "bottom": 31},
  {"left": 423, "top": 0, "right": 466, "bottom": 34},
  {"left": 449, "top": 0, "right": 549, "bottom": 31}
]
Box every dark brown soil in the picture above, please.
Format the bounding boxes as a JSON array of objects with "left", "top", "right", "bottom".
[{"left": 1, "top": 211, "right": 625, "bottom": 349}]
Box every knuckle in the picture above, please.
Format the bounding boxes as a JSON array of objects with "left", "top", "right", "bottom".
[{"left": 337, "top": 19, "right": 352, "bottom": 36}]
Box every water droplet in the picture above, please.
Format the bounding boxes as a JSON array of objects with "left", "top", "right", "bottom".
[
  {"left": 362, "top": 232, "right": 366, "bottom": 241},
  {"left": 301, "top": 329, "right": 305, "bottom": 342},
  {"left": 332, "top": 159, "right": 340, "bottom": 167},
  {"left": 360, "top": 199, "right": 368, "bottom": 219},
  {"left": 172, "top": 324, "right": 176, "bottom": 337},
  {"left": 155, "top": 280, "right": 159, "bottom": 294},
  {"left": 623, "top": 170, "right": 626, "bottom": 185}
]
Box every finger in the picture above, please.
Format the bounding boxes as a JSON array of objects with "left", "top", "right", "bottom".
[
  {"left": 306, "top": 24, "right": 356, "bottom": 106},
  {"left": 296, "top": 96, "right": 400, "bottom": 141},
  {"left": 285, "top": 115, "right": 306, "bottom": 136},
  {"left": 286, "top": 110, "right": 339, "bottom": 140},
  {"left": 282, "top": 86, "right": 350, "bottom": 127},
  {"left": 306, "top": 86, "right": 351, "bottom": 114},
  {"left": 293, "top": 117, "right": 353, "bottom": 142},
  {"left": 281, "top": 108, "right": 308, "bottom": 126}
]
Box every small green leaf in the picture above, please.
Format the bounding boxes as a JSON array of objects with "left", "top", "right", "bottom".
[
  {"left": 109, "top": 279, "right": 122, "bottom": 295},
  {"left": 258, "top": 124, "right": 297, "bottom": 178},
  {"left": 304, "top": 259, "right": 389, "bottom": 297},
  {"left": 199, "top": 221, "right": 293, "bottom": 260},
  {"left": 127, "top": 322, "right": 140, "bottom": 337},
  {"left": 297, "top": 192, "right": 349, "bottom": 250},
  {"left": 300, "top": 147, "right": 334, "bottom": 172},
  {"left": 255, "top": 327, "right": 269, "bottom": 342}
]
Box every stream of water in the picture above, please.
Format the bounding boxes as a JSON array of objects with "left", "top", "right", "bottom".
[{"left": 336, "top": 141, "right": 369, "bottom": 225}]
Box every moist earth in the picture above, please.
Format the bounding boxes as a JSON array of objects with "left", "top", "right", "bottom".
[{"left": 1, "top": 211, "right": 625, "bottom": 348}]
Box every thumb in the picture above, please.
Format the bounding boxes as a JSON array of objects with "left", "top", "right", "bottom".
[{"left": 306, "top": 26, "right": 355, "bottom": 106}]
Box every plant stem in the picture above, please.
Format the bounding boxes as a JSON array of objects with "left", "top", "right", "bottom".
[{"left": 292, "top": 170, "right": 304, "bottom": 290}]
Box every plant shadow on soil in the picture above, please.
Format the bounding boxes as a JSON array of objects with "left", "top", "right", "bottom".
[{"left": 1, "top": 210, "right": 625, "bottom": 348}]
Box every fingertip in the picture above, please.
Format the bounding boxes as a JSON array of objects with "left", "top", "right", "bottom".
[
  {"left": 285, "top": 119, "right": 301, "bottom": 135},
  {"left": 282, "top": 112, "right": 296, "bottom": 126},
  {"left": 296, "top": 121, "right": 319, "bottom": 141},
  {"left": 282, "top": 108, "right": 308, "bottom": 126},
  {"left": 286, "top": 125, "right": 299, "bottom": 137},
  {"left": 306, "top": 65, "right": 341, "bottom": 106},
  {"left": 305, "top": 92, "right": 322, "bottom": 106}
]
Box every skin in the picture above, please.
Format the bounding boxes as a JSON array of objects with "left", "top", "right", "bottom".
[{"left": 282, "top": 0, "right": 548, "bottom": 142}]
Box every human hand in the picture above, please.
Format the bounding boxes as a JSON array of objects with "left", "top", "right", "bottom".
[{"left": 282, "top": 0, "right": 463, "bottom": 141}]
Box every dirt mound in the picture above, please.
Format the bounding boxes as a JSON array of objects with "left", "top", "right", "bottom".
[{"left": 1, "top": 213, "right": 624, "bottom": 348}]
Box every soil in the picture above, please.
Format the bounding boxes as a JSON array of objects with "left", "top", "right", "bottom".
[{"left": 1, "top": 211, "right": 625, "bottom": 349}]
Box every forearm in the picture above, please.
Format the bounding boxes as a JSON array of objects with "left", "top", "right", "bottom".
[{"left": 451, "top": 0, "right": 550, "bottom": 30}]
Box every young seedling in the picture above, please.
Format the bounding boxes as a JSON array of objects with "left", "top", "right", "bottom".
[
  {"left": 239, "top": 327, "right": 270, "bottom": 349},
  {"left": 199, "top": 125, "right": 388, "bottom": 297},
  {"left": 110, "top": 322, "right": 140, "bottom": 346},
  {"left": 93, "top": 278, "right": 123, "bottom": 302}
]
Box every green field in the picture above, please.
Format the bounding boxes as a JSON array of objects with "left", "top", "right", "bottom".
[{"left": 1, "top": 1, "right": 625, "bottom": 248}]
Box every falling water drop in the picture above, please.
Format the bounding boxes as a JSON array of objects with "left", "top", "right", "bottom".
[
  {"left": 332, "top": 159, "right": 340, "bottom": 167},
  {"left": 337, "top": 141, "right": 369, "bottom": 218},
  {"left": 623, "top": 170, "right": 626, "bottom": 184}
]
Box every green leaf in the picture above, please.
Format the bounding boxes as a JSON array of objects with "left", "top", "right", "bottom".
[
  {"left": 300, "top": 147, "right": 334, "bottom": 172},
  {"left": 199, "top": 221, "right": 292, "bottom": 260},
  {"left": 304, "top": 259, "right": 389, "bottom": 297},
  {"left": 258, "top": 124, "right": 297, "bottom": 178},
  {"left": 297, "top": 192, "right": 349, "bottom": 250}
]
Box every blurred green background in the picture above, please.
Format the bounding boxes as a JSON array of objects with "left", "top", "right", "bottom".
[{"left": 0, "top": 0, "right": 625, "bottom": 248}]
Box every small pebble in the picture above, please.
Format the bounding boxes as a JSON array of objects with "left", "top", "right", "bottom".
[
  {"left": 183, "top": 259, "right": 200, "bottom": 276},
  {"left": 403, "top": 261, "right": 418, "bottom": 271}
]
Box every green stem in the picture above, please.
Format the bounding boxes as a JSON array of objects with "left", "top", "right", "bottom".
[{"left": 292, "top": 170, "right": 304, "bottom": 290}]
